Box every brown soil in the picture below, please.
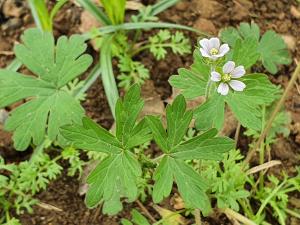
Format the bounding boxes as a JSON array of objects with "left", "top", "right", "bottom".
[{"left": 1, "top": 0, "right": 300, "bottom": 224}]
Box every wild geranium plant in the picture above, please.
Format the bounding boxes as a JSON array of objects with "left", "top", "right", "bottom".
[
  {"left": 0, "top": 20, "right": 296, "bottom": 225},
  {"left": 60, "top": 84, "right": 234, "bottom": 215},
  {"left": 0, "top": 28, "right": 92, "bottom": 150},
  {"left": 169, "top": 29, "right": 287, "bottom": 131}
]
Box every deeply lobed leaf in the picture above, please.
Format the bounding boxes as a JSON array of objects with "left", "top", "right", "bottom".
[
  {"left": 221, "top": 22, "right": 291, "bottom": 74},
  {"left": 169, "top": 50, "right": 210, "bottom": 99},
  {"left": 0, "top": 28, "right": 92, "bottom": 150},
  {"left": 147, "top": 95, "right": 234, "bottom": 213},
  {"left": 85, "top": 151, "right": 141, "bottom": 214},
  {"left": 61, "top": 84, "right": 152, "bottom": 214}
]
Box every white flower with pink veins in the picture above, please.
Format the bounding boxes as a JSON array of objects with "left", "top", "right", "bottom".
[
  {"left": 199, "top": 37, "right": 230, "bottom": 60},
  {"left": 211, "top": 61, "right": 246, "bottom": 96}
]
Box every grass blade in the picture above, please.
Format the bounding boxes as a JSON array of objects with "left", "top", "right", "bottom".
[
  {"left": 151, "top": 0, "right": 180, "bottom": 16},
  {"left": 50, "top": 0, "right": 68, "bottom": 22},
  {"left": 82, "top": 22, "right": 208, "bottom": 39},
  {"left": 28, "top": 0, "right": 52, "bottom": 31},
  {"left": 75, "top": 62, "right": 102, "bottom": 98},
  {"left": 100, "top": 0, "right": 126, "bottom": 24},
  {"left": 7, "top": 58, "right": 22, "bottom": 71},
  {"left": 100, "top": 35, "right": 119, "bottom": 118},
  {"left": 76, "top": 0, "right": 111, "bottom": 25}
]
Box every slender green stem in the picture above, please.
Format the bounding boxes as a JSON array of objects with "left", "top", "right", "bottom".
[
  {"left": 256, "top": 179, "right": 287, "bottom": 217},
  {"left": 151, "top": 154, "right": 166, "bottom": 163},
  {"left": 245, "top": 62, "right": 300, "bottom": 164},
  {"left": 258, "top": 144, "right": 265, "bottom": 188},
  {"left": 29, "top": 139, "right": 49, "bottom": 162},
  {"left": 281, "top": 186, "right": 298, "bottom": 194},
  {"left": 238, "top": 199, "right": 255, "bottom": 219},
  {"left": 205, "top": 65, "right": 215, "bottom": 100},
  {"left": 285, "top": 208, "right": 300, "bottom": 219},
  {"left": 50, "top": 0, "right": 68, "bottom": 23},
  {"left": 7, "top": 58, "right": 22, "bottom": 71},
  {"left": 76, "top": 0, "right": 111, "bottom": 25},
  {"left": 272, "top": 203, "right": 286, "bottom": 225},
  {"left": 100, "top": 35, "right": 119, "bottom": 118},
  {"left": 130, "top": 43, "right": 177, "bottom": 57},
  {"left": 130, "top": 44, "right": 152, "bottom": 56},
  {"left": 82, "top": 22, "right": 207, "bottom": 40},
  {"left": 151, "top": 0, "right": 180, "bottom": 16},
  {"left": 28, "top": 0, "right": 52, "bottom": 31},
  {"left": 5, "top": 211, "right": 10, "bottom": 222},
  {"left": 75, "top": 63, "right": 102, "bottom": 98}
]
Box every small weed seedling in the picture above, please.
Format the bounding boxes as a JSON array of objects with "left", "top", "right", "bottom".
[{"left": 0, "top": 153, "right": 62, "bottom": 225}]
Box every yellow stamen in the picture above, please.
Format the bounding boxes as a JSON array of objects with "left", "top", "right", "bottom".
[
  {"left": 222, "top": 73, "right": 231, "bottom": 82},
  {"left": 210, "top": 48, "right": 219, "bottom": 55}
]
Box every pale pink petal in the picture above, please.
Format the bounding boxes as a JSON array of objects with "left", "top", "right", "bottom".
[
  {"left": 199, "top": 38, "right": 210, "bottom": 52},
  {"left": 231, "top": 65, "right": 245, "bottom": 78},
  {"left": 209, "top": 37, "right": 220, "bottom": 49},
  {"left": 214, "top": 53, "right": 226, "bottom": 58},
  {"left": 210, "top": 55, "right": 218, "bottom": 61},
  {"left": 200, "top": 48, "right": 210, "bottom": 57},
  {"left": 218, "top": 44, "right": 230, "bottom": 56},
  {"left": 229, "top": 80, "right": 246, "bottom": 91},
  {"left": 211, "top": 71, "right": 221, "bottom": 82},
  {"left": 217, "top": 82, "right": 229, "bottom": 95},
  {"left": 223, "top": 61, "right": 235, "bottom": 74}
]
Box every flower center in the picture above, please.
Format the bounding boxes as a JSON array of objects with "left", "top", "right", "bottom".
[
  {"left": 210, "top": 48, "right": 219, "bottom": 55},
  {"left": 222, "top": 73, "right": 231, "bottom": 82}
]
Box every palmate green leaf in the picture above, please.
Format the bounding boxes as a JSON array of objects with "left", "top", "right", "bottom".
[
  {"left": 194, "top": 93, "right": 225, "bottom": 130},
  {"left": 230, "top": 38, "right": 260, "bottom": 69},
  {"left": 169, "top": 50, "right": 210, "bottom": 99},
  {"left": 115, "top": 84, "right": 144, "bottom": 145},
  {"left": 152, "top": 156, "right": 174, "bottom": 203},
  {"left": 153, "top": 156, "right": 211, "bottom": 215},
  {"left": 60, "top": 117, "right": 123, "bottom": 154},
  {"left": 194, "top": 74, "right": 280, "bottom": 131},
  {"left": 226, "top": 73, "right": 280, "bottom": 130},
  {"left": 166, "top": 95, "right": 193, "bottom": 148},
  {"left": 258, "top": 31, "right": 291, "bottom": 74},
  {"left": 148, "top": 95, "right": 234, "bottom": 214},
  {"left": 171, "top": 129, "right": 233, "bottom": 160},
  {"left": 0, "top": 28, "right": 92, "bottom": 150},
  {"left": 221, "top": 22, "right": 260, "bottom": 46},
  {"left": 221, "top": 22, "right": 291, "bottom": 73},
  {"left": 60, "top": 84, "right": 152, "bottom": 214},
  {"left": 86, "top": 151, "right": 141, "bottom": 214},
  {"left": 146, "top": 115, "right": 169, "bottom": 152}
]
